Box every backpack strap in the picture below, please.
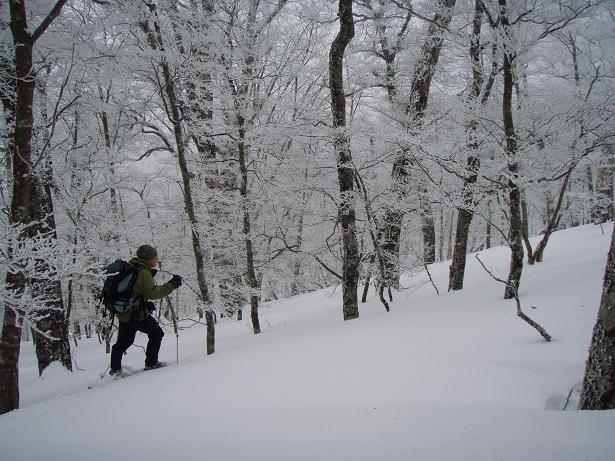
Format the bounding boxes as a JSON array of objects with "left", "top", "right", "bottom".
[{"left": 128, "top": 266, "right": 149, "bottom": 318}]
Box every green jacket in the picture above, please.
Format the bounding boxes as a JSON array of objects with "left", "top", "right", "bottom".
[{"left": 117, "top": 257, "right": 174, "bottom": 323}]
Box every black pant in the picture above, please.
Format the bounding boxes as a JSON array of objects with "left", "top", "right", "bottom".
[{"left": 110, "top": 315, "right": 164, "bottom": 370}]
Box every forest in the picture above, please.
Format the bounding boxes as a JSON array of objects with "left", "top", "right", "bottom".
[{"left": 0, "top": 0, "right": 613, "bottom": 416}]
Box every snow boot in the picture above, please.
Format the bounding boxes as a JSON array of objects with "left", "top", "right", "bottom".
[{"left": 144, "top": 361, "right": 167, "bottom": 371}]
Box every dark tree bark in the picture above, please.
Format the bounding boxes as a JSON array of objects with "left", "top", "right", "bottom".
[
  {"left": 449, "top": 1, "right": 483, "bottom": 291},
  {"left": 594, "top": 145, "right": 614, "bottom": 223},
  {"left": 380, "top": 0, "right": 456, "bottom": 286},
  {"left": 580, "top": 224, "right": 615, "bottom": 409},
  {"left": 141, "top": 6, "right": 216, "bottom": 354},
  {"left": 329, "top": 0, "right": 359, "bottom": 320},
  {"left": 30, "top": 173, "right": 72, "bottom": 375},
  {"left": 498, "top": 0, "right": 524, "bottom": 300},
  {"left": 355, "top": 170, "right": 390, "bottom": 312},
  {"left": 237, "top": 119, "right": 261, "bottom": 334},
  {"left": 290, "top": 209, "right": 305, "bottom": 296},
  {"left": 30, "top": 70, "right": 72, "bottom": 375},
  {"left": 528, "top": 167, "right": 574, "bottom": 264},
  {"left": 420, "top": 188, "right": 436, "bottom": 264},
  {"left": 97, "top": 85, "right": 121, "bottom": 246},
  {"left": 228, "top": 0, "right": 282, "bottom": 334},
  {"left": 182, "top": 1, "right": 246, "bottom": 322},
  {"left": 449, "top": 172, "right": 483, "bottom": 286},
  {"left": 0, "top": 0, "right": 69, "bottom": 415},
  {"left": 364, "top": 2, "right": 410, "bottom": 286}
]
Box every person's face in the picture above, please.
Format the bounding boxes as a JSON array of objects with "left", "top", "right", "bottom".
[{"left": 149, "top": 255, "right": 159, "bottom": 268}]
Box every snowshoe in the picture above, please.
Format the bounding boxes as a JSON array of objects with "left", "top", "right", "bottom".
[{"left": 144, "top": 361, "right": 167, "bottom": 371}]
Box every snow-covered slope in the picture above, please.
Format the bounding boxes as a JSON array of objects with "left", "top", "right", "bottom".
[{"left": 1, "top": 223, "right": 614, "bottom": 461}]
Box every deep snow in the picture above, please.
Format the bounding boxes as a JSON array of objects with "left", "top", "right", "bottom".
[{"left": 1, "top": 223, "right": 614, "bottom": 461}]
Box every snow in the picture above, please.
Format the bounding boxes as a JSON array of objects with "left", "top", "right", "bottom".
[{"left": 1, "top": 223, "right": 615, "bottom": 461}]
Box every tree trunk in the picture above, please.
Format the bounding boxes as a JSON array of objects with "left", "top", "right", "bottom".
[
  {"left": 98, "top": 86, "right": 120, "bottom": 247},
  {"left": 0, "top": 306, "right": 21, "bottom": 414},
  {"left": 0, "top": 0, "right": 69, "bottom": 415},
  {"left": 499, "top": 0, "right": 524, "bottom": 300},
  {"left": 449, "top": 1, "right": 486, "bottom": 291},
  {"left": 183, "top": 0, "right": 241, "bottom": 324},
  {"left": 447, "top": 209, "right": 455, "bottom": 259},
  {"left": 420, "top": 188, "right": 436, "bottom": 264},
  {"left": 379, "top": 0, "right": 456, "bottom": 286},
  {"left": 30, "top": 70, "right": 72, "bottom": 375},
  {"left": 449, "top": 155, "right": 480, "bottom": 290},
  {"left": 594, "top": 145, "right": 614, "bottom": 223},
  {"left": 520, "top": 193, "right": 535, "bottom": 264},
  {"left": 485, "top": 199, "right": 492, "bottom": 249},
  {"left": 232, "top": 1, "right": 263, "bottom": 334},
  {"left": 141, "top": 6, "right": 215, "bottom": 354},
  {"left": 580, "top": 224, "right": 615, "bottom": 409},
  {"left": 237, "top": 122, "right": 261, "bottom": 334},
  {"left": 290, "top": 209, "right": 305, "bottom": 296},
  {"left": 330, "top": 0, "right": 359, "bottom": 320},
  {"left": 530, "top": 167, "right": 574, "bottom": 264},
  {"left": 449, "top": 207, "right": 474, "bottom": 290},
  {"left": 355, "top": 170, "right": 390, "bottom": 312},
  {"left": 438, "top": 209, "right": 445, "bottom": 261}
]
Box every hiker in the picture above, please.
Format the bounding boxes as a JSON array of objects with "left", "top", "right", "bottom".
[{"left": 110, "top": 245, "right": 182, "bottom": 375}]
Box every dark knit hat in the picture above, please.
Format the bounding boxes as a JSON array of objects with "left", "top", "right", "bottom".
[{"left": 136, "top": 244, "right": 158, "bottom": 262}]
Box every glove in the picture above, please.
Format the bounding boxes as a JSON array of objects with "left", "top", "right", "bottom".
[
  {"left": 168, "top": 275, "right": 182, "bottom": 289},
  {"left": 144, "top": 300, "right": 156, "bottom": 313}
]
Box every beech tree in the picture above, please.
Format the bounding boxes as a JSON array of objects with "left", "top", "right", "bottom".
[
  {"left": 138, "top": 1, "right": 217, "bottom": 354},
  {"left": 373, "top": 0, "right": 457, "bottom": 288},
  {"left": 580, "top": 223, "right": 615, "bottom": 409},
  {"left": 329, "top": 0, "right": 359, "bottom": 320},
  {"left": 0, "top": 0, "right": 71, "bottom": 415},
  {"left": 448, "top": 0, "right": 497, "bottom": 291}
]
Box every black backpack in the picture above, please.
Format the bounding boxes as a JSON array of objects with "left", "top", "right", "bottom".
[{"left": 101, "top": 260, "right": 143, "bottom": 315}]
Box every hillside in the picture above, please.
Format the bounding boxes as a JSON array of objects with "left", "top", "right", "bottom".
[{"left": 1, "top": 223, "right": 615, "bottom": 461}]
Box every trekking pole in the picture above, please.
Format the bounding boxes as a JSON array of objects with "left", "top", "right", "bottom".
[
  {"left": 174, "top": 287, "right": 179, "bottom": 364},
  {"left": 166, "top": 288, "right": 179, "bottom": 364}
]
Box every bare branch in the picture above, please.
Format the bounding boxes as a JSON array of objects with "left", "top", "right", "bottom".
[
  {"left": 31, "top": 0, "right": 69, "bottom": 43},
  {"left": 475, "top": 255, "right": 552, "bottom": 341}
]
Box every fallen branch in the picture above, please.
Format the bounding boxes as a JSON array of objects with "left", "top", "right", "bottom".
[{"left": 475, "top": 254, "right": 552, "bottom": 341}]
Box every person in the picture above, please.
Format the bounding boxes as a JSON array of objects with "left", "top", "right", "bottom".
[{"left": 110, "top": 245, "right": 182, "bottom": 375}]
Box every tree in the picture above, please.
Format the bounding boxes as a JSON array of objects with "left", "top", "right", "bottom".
[
  {"left": 219, "top": 0, "right": 290, "bottom": 333},
  {"left": 495, "top": 0, "right": 525, "bottom": 300},
  {"left": 580, "top": 224, "right": 615, "bottom": 410},
  {"left": 448, "top": 0, "right": 498, "bottom": 291},
  {"left": 0, "top": 0, "right": 70, "bottom": 415},
  {"left": 329, "top": 0, "right": 359, "bottom": 320},
  {"left": 377, "top": 0, "right": 457, "bottom": 286},
  {"left": 138, "top": 2, "right": 216, "bottom": 354},
  {"left": 594, "top": 145, "right": 614, "bottom": 223}
]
